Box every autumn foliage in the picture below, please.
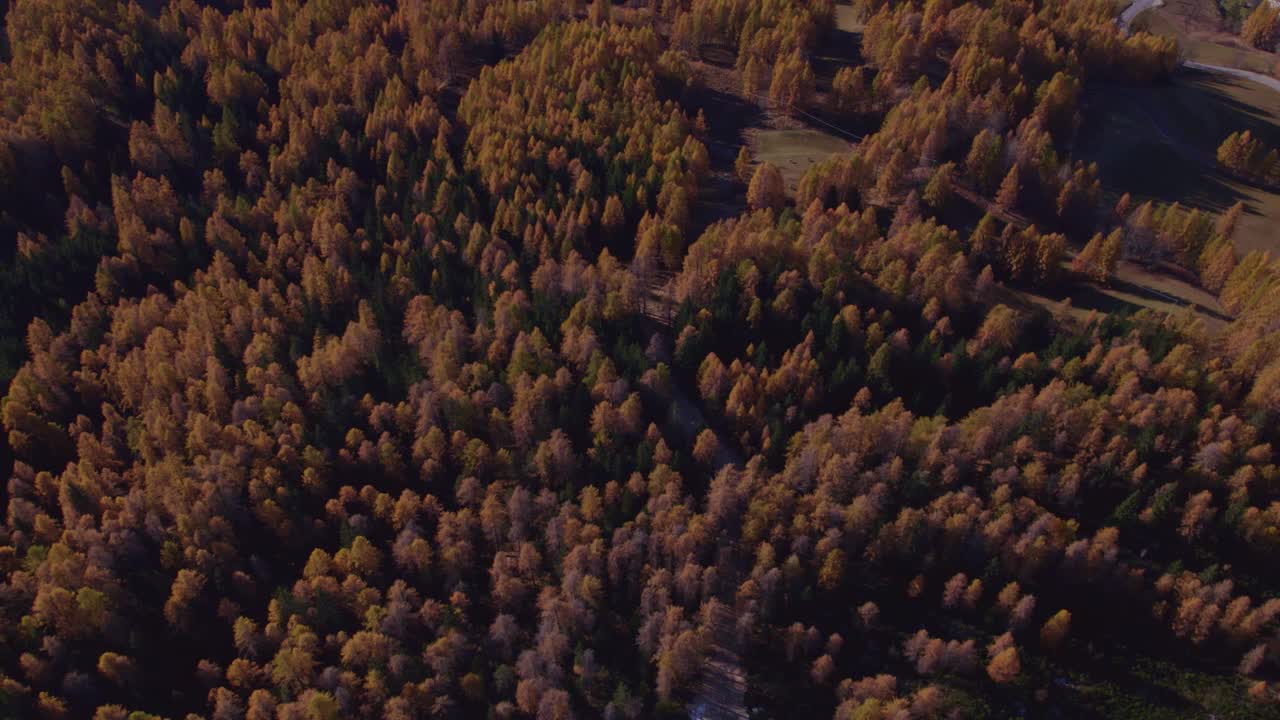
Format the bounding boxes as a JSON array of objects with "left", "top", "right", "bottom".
[{"left": 0, "top": 1, "right": 1276, "bottom": 719}]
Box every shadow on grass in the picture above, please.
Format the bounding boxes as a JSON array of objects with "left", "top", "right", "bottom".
[
  {"left": 1020, "top": 276, "right": 1229, "bottom": 324},
  {"left": 1107, "top": 276, "right": 1233, "bottom": 322},
  {"left": 680, "top": 83, "right": 762, "bottom": 236},
  {"left": 1025, "top": 280, "right": 1146, "bottom": 316},
  {"left": 791, "top": 105, "right": 878, "bottom": 143},
  {"left": 683, "top": 84, "right": 764, "bottom": 165},
  {"left": 811, "top": 25, "right": 863, "bottom": 92},
  {"left": 1176, "top": 69, "right": 1280, "bottom": 145},
  {"left": 1077, "top": 69, "right": 1280, "bottom": 216}
]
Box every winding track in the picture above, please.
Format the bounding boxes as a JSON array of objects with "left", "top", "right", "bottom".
[
  {"left": 1182, "top": 61, "right": 1280, "bottom": 94},
  {"left": 1118, "top": 0, "right": 1161, "bottom": 33},
  {"left": 639, "top": 278, "right": 750, "bottom": 719},
  {"left": 667, "top": 384, "right": 750, "bottom": 720},
  {"left": 1118, "top": 0, "right": 1280, "bottom": 95}
]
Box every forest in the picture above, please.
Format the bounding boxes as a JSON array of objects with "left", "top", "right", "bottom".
[{"left": 1, "top": 0, "right": 1280, "bottom": 719}]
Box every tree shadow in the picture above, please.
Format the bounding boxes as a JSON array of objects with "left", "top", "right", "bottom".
[
  {"left": 1019, "top": 272, "right": 1231, "bottom": 326},
  {"left": 1075, "top": 72, "right": 1280, "bottom": 217},
  {"left": 811, "top": 25, "right": 863, "bottom": 93},
  {"left": 697, "top": 42, "right": 737, "bottom": 69},
  {"left": 683, "top": 85, "right": 765, "bottom": 167},
  {"left": 1026, "top": 281, "right": 1146, "bottom": 317},
  {"left": 791, "top": 105, "right": 878, "bottom": 143},
  {"left": 1176, "top": 69, "right": 1280, "bottom": 145},
  {"left": 680, "top": 84, "right": 764, "bottom": 237},
  {"left": 1060, "top": 647, "right": 1207, "bottom": 719},
  {"left": 1106, "top": 276, "right": 1233, "bottom": 322}
]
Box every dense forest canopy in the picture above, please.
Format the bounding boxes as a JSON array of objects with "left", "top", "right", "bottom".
[{"left": 2, "top": 1, "right": 1280, "bottom": 719}]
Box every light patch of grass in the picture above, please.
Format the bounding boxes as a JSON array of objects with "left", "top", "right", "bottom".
[
  {"left": 750, "top": 129, "right": 851, "bottom": 194},
  {"left": 1113, "top": 261, "right": 1225, "bottom": 312},
  {"left": 834, "top": 4, "right": 863, "bottom": 33},
  {"left": 1137, "top": 9, "right": 1279, "bottom": 76}
]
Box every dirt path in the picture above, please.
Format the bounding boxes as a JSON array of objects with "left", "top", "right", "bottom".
[
  {"left": 1184, "top": 61, "right": 1280, "bottom": 95},
  {"left": 641, "top": 276, "right": 750, "bottom": 719},
  {"left": 952, "top": 183, "right": 1029, "bottom": 229},
  {"left": 1119, "top": 0, "right": 1161, "bottom": 32},
  {"left": 665, "top": 376, "right": 750, "bottom": 720},
  {"left": 1118, "top": 1, "right": 1280, "bottom": 96},
  {"left": 687, "top": 599, "right": 750, "bottom": 720}
]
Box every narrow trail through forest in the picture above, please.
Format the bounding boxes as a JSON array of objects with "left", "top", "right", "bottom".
[
  {"left": 670, "top": 379, "right": 747, "bottom": 712},
  {"left": 687, "top": 599, "right": 751, "bottom": 720},
  {"left": 641, "top": 276, "right": 750, "bottom": 719},
  {"left": 664, "top": 384, "right": 750, "bottom": 720},
  {"left": 660, "top": 7, "right": 872, "bottom": 715}
]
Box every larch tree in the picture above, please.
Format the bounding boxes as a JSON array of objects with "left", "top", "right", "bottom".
[
  {"left": 602, "top": 195, "right": 625, "bottom": 230},
  {"left": 735, "top": 145, "right": 754, "bottom": 183},
  {"left": 986, "top": 646, "right": 1021, "bottom": 684},
  {"left": 748, "top": 162, "right": 786, "bottom": 211},
  {"left": 1040, "top": 610, "right": 1072, "bottom": 651},
  {"left": 693, "top": 428, "right": 720, "bottom": 466},
  {"left": 923, "top": 162, "right": 954, "bottom": 209},
  {"left": 1243, "top": 3, "right": 1280, "bottom": 50},
  {"left": 995, "top": 165, "right": 1021, "bottom": 211},
  {"left": 1073, "top": 232, "right": 1110, "bottom": 283}
]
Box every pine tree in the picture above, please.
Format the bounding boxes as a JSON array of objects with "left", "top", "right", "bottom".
[
  {"left": 922, "top": 118, "right": 947, "bottom": 165},
  {"left": 1201, "top": 237, "right": 1239, "bottom": 293},
  {"left": 874, "top": 149, "right": 910, "bottom": 204},
  {"left": 1114, "top": 192, "right": 1133, "bottom": 223},
  {"left": 1218, "top": 132, "right": 1246, "bottom": 172},
  {"left": 1040, "top": 610, "right": 1072, "bottom": 651},
  {"left": 966, "top": 129, "right": 1003, "bottom": 192},
  {"left": 832, "top": 66, "right": 867, "bottom": 117},
  {"left": 1215, "top": 201, "right": 1245, "bottom": 241},
  {"left": 590, "top": 0, "right": 612, "bottom": 25},
  {"left": 693, "top": 429, "right": 720, "bottom": 465},
  {"left": 742, "top": 55, "right": 763, "bottom": 100},
  {"left": 1100, "top": 228, "right": 1124, "bottom": 280},
  {"left": 602, "top": 195, "right": 625, "bottom": 229},
  {"left": 970, "top": 213, "right": 999, "bottom": 258}
]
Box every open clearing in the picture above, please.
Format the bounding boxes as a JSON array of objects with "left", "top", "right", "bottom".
[
  {"left": 750, "top": 129, "right": 851, "bottom": 194},
  {"left": 1070, "top": 38, "right": 1280, "bottom": 327},
  {"left": 1106, "top": 260, "right": 1231, "bottom": 332},
  {"left": 1077, "top": 68, "right": 1280, "bottom": 257},
  {"left": 834, "top": 4, "right": 863, "bottom": 33},
  {"left": 1009, "top": 257, "right": 1230, "bottom": 334},
  {"left": 1134, "top": 1, "right": 1278, "bottom": 76},
  {"left": 1072, "top": 67, "right": 1280, "bottom": 324},
  {"left": 1117, "top": 1, "right": 1280, "bottom": 258}
]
